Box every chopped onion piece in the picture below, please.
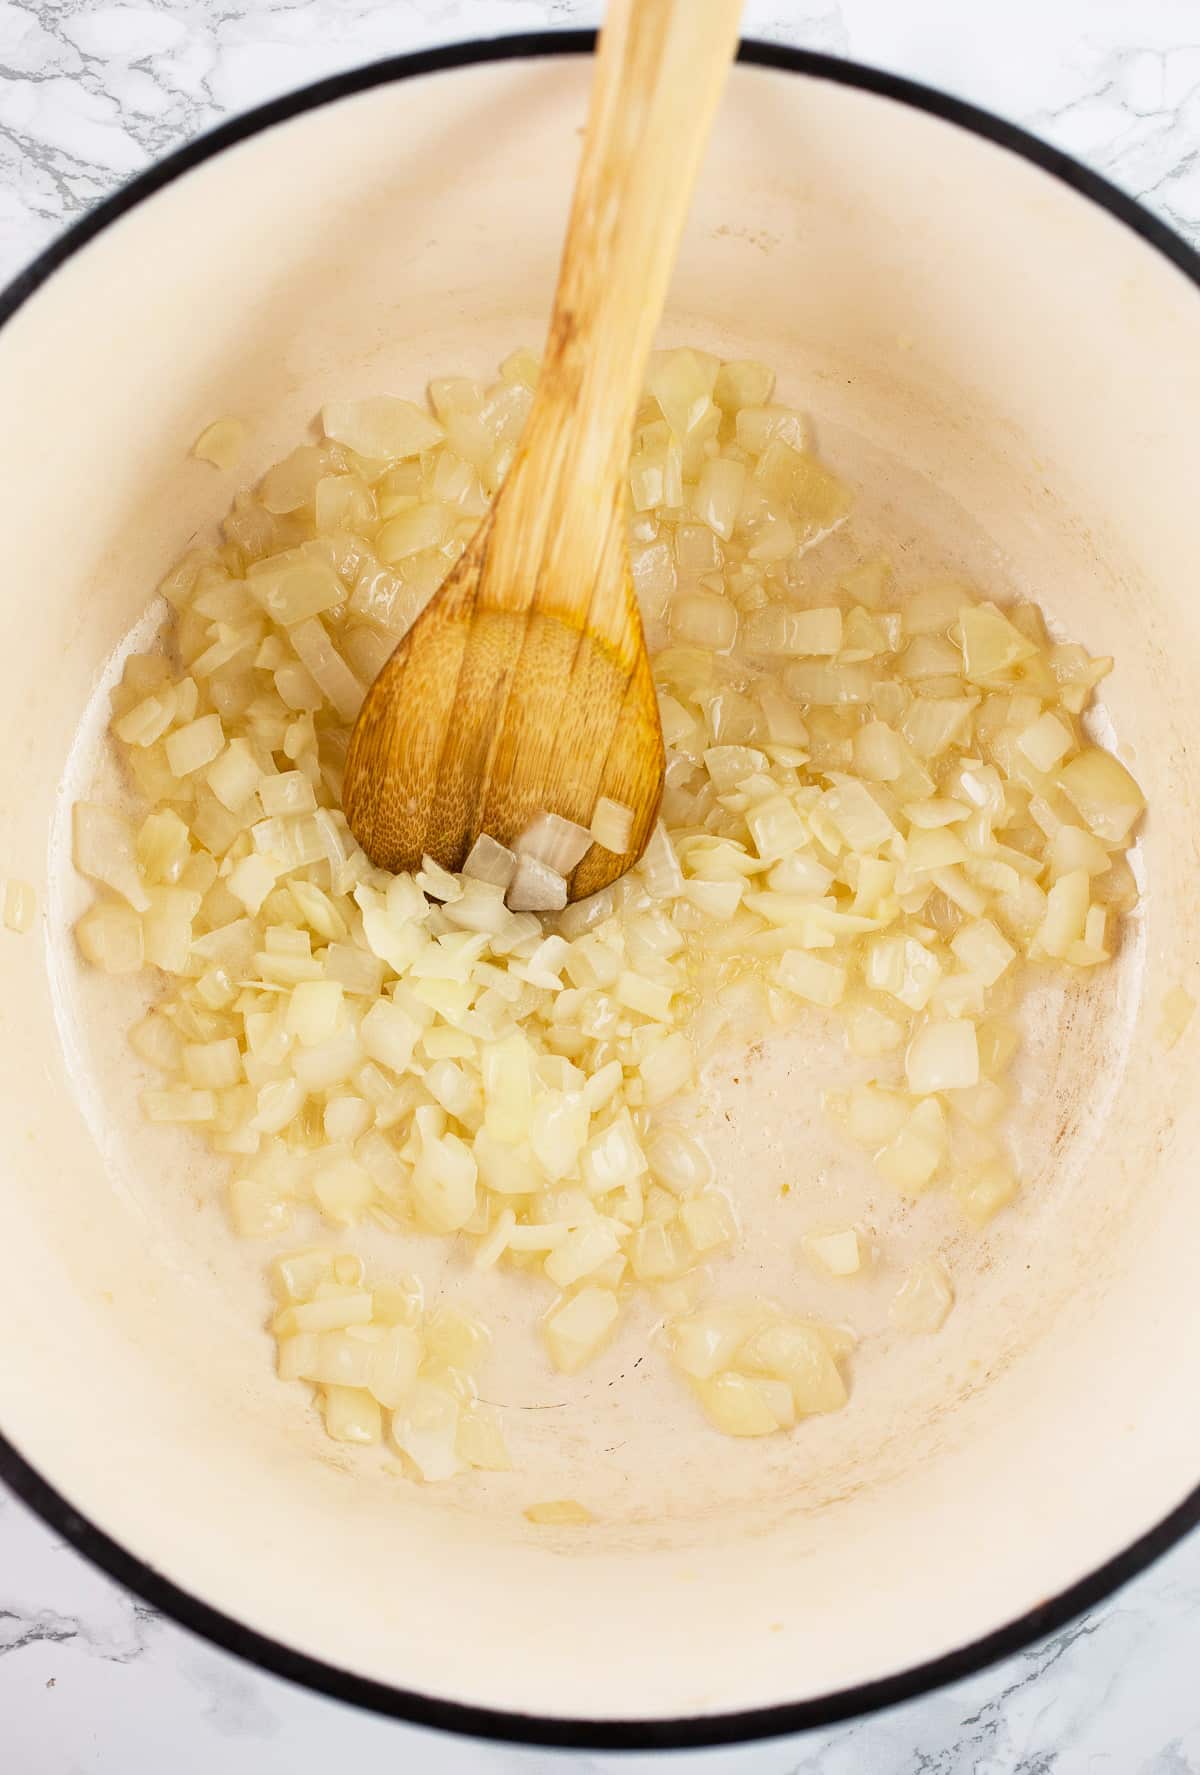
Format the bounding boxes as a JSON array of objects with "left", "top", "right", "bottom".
[
  {"left": 646, "top": 1127, "right": 712, "bottom": 1196},
  {"left": 865, "top": 935, "right": 942, "bottom": 1011},
  {"left": 457, "top": 1402, "right": 512, "bottom": 1471},
  {"left": 853, "top": 721, "right": 903, "bottom": 782},
  {"left": 1057, "top": 747, "right": 1146, "bottom": 844},
  {"left": 73, "top": 803, "right": 149, "bottom": 912},
  {"left": 322, "top": 396, "right": 443, "bottom": 460},
  {"left": 846, "top": 1005, "right": 905, "bottom": 1057},
  {"left": 875, "top": 1099, "right": 946, "bottom": 1194},
  {"left": 905, "top": 1018, "right": 979, "bottom": 1094},
  {"left": 680, "top": 1191, "right": 737, "bottom": 1253},
  {"left": 515, "top": 812, "right": 593, "bottom": 876},
  {"left": 165, "top": 713, "right": 224, "bottom": 778},
  {"left": 639, "top": 822, "right": 683, "bottom": 899},
  {"left": 530, "top": 1090, "right": 590, "bottom": 1182},
  {"left": 142, "top": 1086, "right": 215, "bottom": 1123},
  {"left": 950, "top": 919, "right": 1015, "bottom": 985},
  {"left": 228, "top": 854, "right": 278, "bottom": 916},
  {"left": 694, "top": 456, "right": 746, "bottom": 540},
  {"left": 76, "top": 901, "right": 143, "bottom": 973},
  {"left": 890, "top": 1260, "right": 954, "bottom": 1333},
  {"left": 640, "top": 1031, "right": 694, "bottom": 1105},
  {"left": 647, "top": 346, "right": 717, "bottom": 438},
  {"left": 846, "top": 1084, "right": 908, "bottom": 1147},
  {"left": 821, "top": 779, "right": 894, "bottom": 852},
  {"left": 714, "top": 360, "right": 775, "bottom": 413},
  {"left": 803, "top": 1227, "right": 862, "bottom": 1277},
  {"left": 391, "top": 1378, "right": 463, "bottom": 1482},
  {"left": 463, "top": 833, "right": 517, "bottom": 889},
  {"left": 787, "top": 606, "right": 843, "bottom": 656},
  {"left": 114, "top": 688, "right": 176, "bottom": 747},
  {"left": 377, "top": 502, "right": 452, "bottom": 564},
  {"left": 696, "top": 1371, "right": 780, "bottom": 1437},
  {"left": 248, "top": 557, "right": 343, "bottom": 627},
  {"left": 1017, "top": 711, "right": 1073, "bottom": 772},
  {"left": 953, "top": 1160, "right": 1018, "bottom": 1225},
  {"left": 412, "top": 1130, "right": 477, "bottom": 1232},
  {"left": 230, "top": 1178, "right": 290, "bottom": 1238},
  {"left": 507, "top": 854, "right": 568, "bottom": 913},
  {"left": 289, "top": 620, "right": 363, "bottom": 723},
  {"left": 206, "top": 737, "right": 260, "bottom": 812},
  {"left": 414, "top": 855, "right": 462, "bottom": 903},
  {"left": 740, "top": 1320, "right": 847, "bottom": 1414},
  {"left": 543, "top": 1287, "right": 619, "bottom": 1374},
  {"left": 1036, "top": 868, "right": 1090, "bottom": 959},
  {"left": 183, "top": 1038, "right": 241, "bottom": 1089},
  {"left": 252, "top": 1077, "right": 303, "bottom": 1135},
  {"left": 958, "top": 603, "right": 1038, "bottom": 681},
  {"left": 544, "top": 1221, "right": 621, "bottom": 1288},
  {"left": 286, "top": 980, "right": 344, "bottom": 1047},
  {"left": 746, "top": 794, "right": 808, "bottom": 863},
  {"left": 590, "top": 797, "right": 635, "bottom": 855},
  {"left": 735, "top": 402, "right": 806, "bottom": 455},
  {"left": 192, "top": 417, "right": 246, "bottom": 470},
  {"left": 776, "top": 950, "right": 847, "bottom": 1008},
  {"left": 276, "top": 1292, "right": 374, "bottom": 1336}
]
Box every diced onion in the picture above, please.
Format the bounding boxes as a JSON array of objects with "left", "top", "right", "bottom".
[
  {"left": 248, "top": 557, "right": 343, "bottom": 627},
  {"left": 285, "top": 979, "right": 344, "bottom": 1047},
  {"left": 322, "top": 396, "right": 443, "bottom": 460},
  {"left": 192, "top": 418, "right": 246, "bottom": 470},
  {"left": 515, "top": 812, "right": 593, "bottom": 876},
  {"left": 590, "top": 797, "right": 635, "bottom": 855},
  {"left": 953, "top": 1160, "right": 1018, "bottom": 1225},
  {"left": 802, "top": 1227, "right": 862, "bottom": 1277},
  {"left": 905, "top": 1018, "right": 979, "bottom": 1095},
  {"left": 958, "top": 603, "right": 1038, "bottom": 681},
  {"left": 463, "top": 833, "right": 517, "bottom": 889},
  {"left": 1017, "top": 711, "right": 1073, "bottom": 772},
  {"left": 639, "top": 822, "right": 683, "bottom": 899},
  {"left": 507, "top": 854, "right": 568, "bottom": 913},
  {"left": 1057, "top": 747, "right": 1146, "bottom": 844},
  {"left": 76, "top": 901, "right": 143, "bottom": 973},
  {"left": 694, "top": 456, "right": 746, "bottom": 540},
  {"left": 73, "top": 803, "right": 150, "bottom": 912},
  {"left": 75, "top": 342, "right": 1142, "bottom": 1473},
  {"left": 846, "top": 1084, "right": 908, "bottom": 1147},
  {"left": 289, "top": 620, "right": 363, "bottom": 723},
  {"left": 739, "top": 1320, "right": 847, "bottom": 1414},
  {"left": 890, "top": 1260, "right": 954, "bottom": 1333},
  {"left": 776, "top": 950, "right": 847, "bottom": 1008},
  {"left": 672, "top": 589, "right": 737, "bottom": 651},
  {"left": 875, "top": 1099, "right": 946, "bottom": 1194},
  {"left": 696, "top": 1370, "right": 780, "bottom": 1436},
  {"left": 543, "top": 1286, "right": 619, "bottom": 1374}
]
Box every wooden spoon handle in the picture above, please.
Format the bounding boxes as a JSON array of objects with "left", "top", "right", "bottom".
[
  {"left": 485, "top": 0, "right": 742, "bottom": 637},
  {"left": 544, "top": 0, "right": 744, "bottom": 457}
]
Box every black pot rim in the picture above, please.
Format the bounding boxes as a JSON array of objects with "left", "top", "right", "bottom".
[{"left": 2, "top": 31, "right": 1197, "bottom": 1754}]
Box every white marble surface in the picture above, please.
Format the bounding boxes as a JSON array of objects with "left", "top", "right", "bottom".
[{"left": 2, "top": 1, "right": 1199, "bottom": 1770}]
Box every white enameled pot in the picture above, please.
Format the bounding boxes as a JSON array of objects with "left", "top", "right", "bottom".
[{"left": 1, "top": 36, "right": 1198, "bottom": 1752}]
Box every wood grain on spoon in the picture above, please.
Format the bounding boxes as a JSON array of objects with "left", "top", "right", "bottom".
[{"left": 343, "top": 0, "right": 743, "bottom": 900}]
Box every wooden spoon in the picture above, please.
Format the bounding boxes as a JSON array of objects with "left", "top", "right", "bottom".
[{"left": 343, "top": 0, "right": 743, "bottom": 900}]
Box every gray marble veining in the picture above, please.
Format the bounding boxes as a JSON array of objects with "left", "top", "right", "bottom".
[{"left": 1, "top": 2, "right": 1199, "bottom": 1771}]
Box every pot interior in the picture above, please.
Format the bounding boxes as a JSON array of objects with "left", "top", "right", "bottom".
[{"left": 0, "top": 52, "right": 1198, "bottom": 1727}]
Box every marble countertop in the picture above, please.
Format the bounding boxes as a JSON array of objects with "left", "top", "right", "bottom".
[{"left": 2, "top": 2, "right": 1198, "bottom": 1770}]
